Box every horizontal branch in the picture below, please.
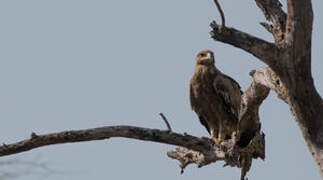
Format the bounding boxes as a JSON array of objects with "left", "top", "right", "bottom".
[
  {"left": 210, "top": 21, "right": 279, "bottom": 66},
  {"left": 0, "top": 126, "right": 212, "bottom": 157}
]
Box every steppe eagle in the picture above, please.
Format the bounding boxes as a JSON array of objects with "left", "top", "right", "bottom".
[{"left": 190, "top": 49, "right": 242, "bottom": 143}]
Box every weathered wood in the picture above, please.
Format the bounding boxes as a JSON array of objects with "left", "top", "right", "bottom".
[{"left": 0, "top": 123, "right": 265, "bottom": 179}]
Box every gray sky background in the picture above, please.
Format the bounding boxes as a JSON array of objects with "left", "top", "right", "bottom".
[{"left": 0, "top": 0, "right": 322, "bottom": 179}]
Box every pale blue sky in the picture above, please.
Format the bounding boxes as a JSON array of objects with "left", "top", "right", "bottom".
[{"left": 0, "top": 0, "right": 322, "bottom": 179}]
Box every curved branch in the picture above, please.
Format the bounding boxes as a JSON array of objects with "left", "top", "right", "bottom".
[
  {"left": 0, "top": 126, "right": 213, "bottom": 157},
  {"left": 213, "top": 0, "right": 225, "bottom": 28},
  {"left": 0, "top": 124, "right": 265, "bottom": 179}
]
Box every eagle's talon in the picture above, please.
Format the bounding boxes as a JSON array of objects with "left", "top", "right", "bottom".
[{"left": 213, "top": 137, "right": 225, "bottom": 144}]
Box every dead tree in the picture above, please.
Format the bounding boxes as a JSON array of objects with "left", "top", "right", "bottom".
[
  {"left": 0, "top": 0, "right": 322, "bottom": 179},
  {"left": 210, "top": 0, "right": 323, "bottom": 178}
]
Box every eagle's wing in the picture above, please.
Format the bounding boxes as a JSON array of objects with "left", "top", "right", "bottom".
[
  {"left": 189, "top": 81, "right": 210, "bottom": 134},
  {"left": 213, "top": 73, "right": 242, "bottom": 120}
]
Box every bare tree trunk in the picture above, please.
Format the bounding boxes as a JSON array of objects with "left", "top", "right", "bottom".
[{"left": 211, "top": 0, "right": 323, "bottom": 177}]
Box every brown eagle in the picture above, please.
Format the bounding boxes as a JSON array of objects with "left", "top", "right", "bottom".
[{"left": 190, "top": 49, "right": 242, "bottom": 143}]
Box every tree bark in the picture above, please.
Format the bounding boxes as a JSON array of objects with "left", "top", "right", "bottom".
[{"left": 211, "top": 0, "right": 323, "bottom": 177}]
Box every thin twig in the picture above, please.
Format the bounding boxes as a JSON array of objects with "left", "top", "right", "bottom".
[
  {"left": 159, "top": 113, "right": 172, "bottom": 132},
  {"left": 213, "top": 0, "right": 226, "bottom": 28}
]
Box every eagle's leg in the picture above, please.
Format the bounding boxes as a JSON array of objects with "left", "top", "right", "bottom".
[{"left": 217, "top": 124, "right": 226, "bottom": 143}]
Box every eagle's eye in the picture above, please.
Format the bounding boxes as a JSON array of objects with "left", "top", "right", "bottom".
[{"left": 200, "top": 53, "right": 206, "bottom": 57}]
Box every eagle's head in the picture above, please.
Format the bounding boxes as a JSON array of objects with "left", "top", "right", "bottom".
[{"left": 195, "top": 49, "right": 214, "bottom": 66}]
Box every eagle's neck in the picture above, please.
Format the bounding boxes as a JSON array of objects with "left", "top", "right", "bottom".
[{"left": 194, "top": 65, "right": 219, "bottom": 79}]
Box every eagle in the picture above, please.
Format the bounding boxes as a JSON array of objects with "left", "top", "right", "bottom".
[{"left": 190, "top": 49, "right": 242, "bottom": 143}]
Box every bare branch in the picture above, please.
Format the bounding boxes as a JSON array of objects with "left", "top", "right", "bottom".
[
  {"left": 210, "top": 21, "right": 280, "bottom": 66},
  {"left": 0, "top": 126, "right": 214, "bottom": 157},
  {"left": 213, "top": 0, "right": 225, "bottom": 28},
  {"left": 159, "top": 113, "right": 172, "bottom": 132},
  {"left": 0, "top": 124, "right": 264, "bottom": 180}
]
